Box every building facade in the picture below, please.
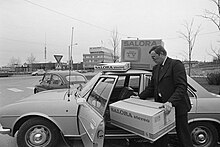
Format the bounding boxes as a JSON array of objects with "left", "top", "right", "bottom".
[{"left": 83, "top": 47, "right": 114, "bottom": 71}]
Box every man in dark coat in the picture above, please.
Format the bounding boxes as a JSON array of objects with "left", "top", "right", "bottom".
[{"left": 131, "top": 45, "right": 193, "bottom": 147}]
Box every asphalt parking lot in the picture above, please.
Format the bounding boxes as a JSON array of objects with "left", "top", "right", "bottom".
[{"left": 0, "top": 134, "right": 17, "bottom": 147}]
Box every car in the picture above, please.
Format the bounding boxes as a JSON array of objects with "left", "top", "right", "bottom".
[
  {"left": 0, "top": 71, "right": 12, "bottom": 77},
  {"left": 0, "top": 62, "right": 220, "bottom": 147},
  {"left": 33, "top": 70, "right": 88, "bottom": 94},
  {"left": 31, "top": 69, "right": 45, "bottom": 76}
]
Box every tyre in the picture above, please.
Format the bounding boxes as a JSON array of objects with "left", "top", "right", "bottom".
[
  {"left": 189, "top": 122, "right": 218, "bottom": 147},
  {"left": 34, "top": 88, "right": 38, "bottom": 94},
  {"left": 17, "top": 117, "right": 61, "bottom": 147}
]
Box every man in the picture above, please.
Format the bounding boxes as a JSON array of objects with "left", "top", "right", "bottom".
[{"left": 131, "top": 45, "right": 193, "bottom": 147}]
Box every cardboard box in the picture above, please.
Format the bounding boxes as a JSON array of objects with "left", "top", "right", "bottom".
[{"left": 109, "top": 98, "right": 175, "bottom": 142}]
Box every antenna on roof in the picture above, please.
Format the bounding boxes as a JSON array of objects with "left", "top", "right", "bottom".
[
  {"left": 67, "top": 45, "right": 71, "bottom": 98},
  {"left": 67, "top": 27, "right": 74, "bottom": 98}
]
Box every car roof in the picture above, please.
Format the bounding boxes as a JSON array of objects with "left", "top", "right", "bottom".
[
  {"left": 46, "top": 70, "right": 84, "bottom": 76},
  {"left": 104, "top": 69, "right": 152, "bottom": 75},
  {"left": 104, "top": 69, "right": 217, "bottom": 98}
]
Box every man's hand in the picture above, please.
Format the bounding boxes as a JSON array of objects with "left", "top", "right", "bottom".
[
  {"left": 130, "top": 95, "right": 140, "bottom": 99},
  {"left": 163, "top": 102, "right": 172, "bottom": 114}
]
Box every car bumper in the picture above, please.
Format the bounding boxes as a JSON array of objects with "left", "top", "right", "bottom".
[{"left": 0, "top": 124, "right": 10, "bottom": 135}]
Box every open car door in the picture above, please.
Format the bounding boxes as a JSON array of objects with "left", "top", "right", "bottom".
[{"left": 78, "top": 75, "right": 118, "bottom": 147}]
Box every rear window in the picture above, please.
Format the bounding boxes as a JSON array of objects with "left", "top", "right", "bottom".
[{"left": 66, "top": 75, "right": 86, "bottom": 83}]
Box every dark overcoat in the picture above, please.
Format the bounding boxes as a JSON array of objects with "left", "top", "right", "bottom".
[{"left": 139, "top": 57, "right": 191, "bottom": 116}]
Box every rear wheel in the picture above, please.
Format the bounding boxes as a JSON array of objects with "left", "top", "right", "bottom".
[
  {"left": 189, "top": 122, "right": 218, "bottom": 147},
  {"left": 17, "top": 118, "right": 61, "bottom": 147}
]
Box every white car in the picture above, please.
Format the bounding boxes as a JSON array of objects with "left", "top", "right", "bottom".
[
  {"left": 0, "top": 62, "right": 220, "bottom": 147},
  {"left": 31, "top": 69, "right": 45, "bottom": 76}
]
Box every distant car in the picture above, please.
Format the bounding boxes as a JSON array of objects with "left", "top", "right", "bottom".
[
  {"left": 31, "top": 69, "right": 45, "bottom": 76},
  {"left": 34, "top": 70, "right": 87, "bottom": 94},
  {"left": 0, "top": 71, "right": 12, "bottom": 77},
  {"left": 0, "top": 62, "right": 220, "bottom": 147}
]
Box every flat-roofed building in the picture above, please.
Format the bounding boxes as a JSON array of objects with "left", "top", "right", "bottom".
[{"left": 83, "top": 47, "right": 115, "bottom": 71}]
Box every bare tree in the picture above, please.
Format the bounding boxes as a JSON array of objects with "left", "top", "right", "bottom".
[
  {"left": 178, "top": 19, "right": 201, "bottom": 76},
  {"left": 26, "top": 53, "right": 36, "bottom": 64},
  {"left": 8, "top": 57, "right": 21, "bottom": 67},
  {"left": 207, "top": 44, "right": 220, "bottom": 63},
  {"left": 201, "top": 0, "right": 220, "bottom": 62},
  {"left": 110, "top": 28, "right": 120, "bottom": 62},
  {"left": 201, "top": 0, "right": 220, "bottom": 31}
]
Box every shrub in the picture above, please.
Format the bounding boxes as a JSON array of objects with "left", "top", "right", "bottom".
[{"left": 206, "top": 72, "right": 220, "bottom": 85}]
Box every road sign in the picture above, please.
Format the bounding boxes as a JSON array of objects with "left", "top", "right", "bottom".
[
  {"left": 54, "top": 55, "right": 63, "bottom": 63},
  {"left": 56, "top": 64, "right": 62, "bottom": 70}
]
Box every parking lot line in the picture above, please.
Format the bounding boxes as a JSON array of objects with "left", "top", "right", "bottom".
[
  {"left": 7, "top": 88, "right": 23, "bottom": 92},
  {"left": 26, "top": 87, "right": 34, "bottom": 90}
]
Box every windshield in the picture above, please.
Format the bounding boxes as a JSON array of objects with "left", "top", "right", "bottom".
[{"left": 80, "top": 72, "right": 102, "bottom": 98}]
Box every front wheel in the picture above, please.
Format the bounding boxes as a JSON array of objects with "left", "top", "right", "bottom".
[
  {"left": 34, "top": 88, "right": 38, "bottom": 94},
  {"left": 17, "top": 117, "right": 61, "bottom": 147},
  {"left": 190, "top": 122, "right": 218, "bottom": 147}
]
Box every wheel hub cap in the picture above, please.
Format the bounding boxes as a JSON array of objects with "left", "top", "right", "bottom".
[
  {"left": 27, "top": 126, "right": 50, "bottom": 146},
  {"left": 192, "top": 128, "right": 208, "bottom": 144}
]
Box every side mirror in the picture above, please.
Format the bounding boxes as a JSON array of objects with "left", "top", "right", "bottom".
[{"left": 77, "top": 98, "right": 86, "bottom": 106}]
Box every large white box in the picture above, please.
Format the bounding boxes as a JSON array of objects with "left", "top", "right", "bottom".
[{"left": 109, "top": 98, "right": 175, "bottom": 142}]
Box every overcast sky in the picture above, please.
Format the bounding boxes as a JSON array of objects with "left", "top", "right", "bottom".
[{"left": 0, "top": 0, "right": 219, "bottom": 67}]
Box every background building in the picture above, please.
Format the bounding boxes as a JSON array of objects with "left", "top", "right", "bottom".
[{"left": 83, "top": 47, "right": 115, "bottom": 71}]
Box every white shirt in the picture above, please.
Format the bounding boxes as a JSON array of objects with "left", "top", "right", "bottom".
[{"left": 162, "top": 56, "right": 167, "bottom": 66}]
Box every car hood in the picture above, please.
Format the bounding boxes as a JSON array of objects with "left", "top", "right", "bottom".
[
  {"left": 0, "top": 89, "right": 79, "bottom": 118},
  {"left": 19, "top": 89, "right": 68, "bottom": 102}
]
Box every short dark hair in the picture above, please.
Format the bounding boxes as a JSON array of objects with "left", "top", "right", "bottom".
[{"left": 149, "top": 45, "right": 167, "bottom": 56}]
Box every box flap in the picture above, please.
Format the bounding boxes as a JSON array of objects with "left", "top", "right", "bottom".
[
  {"left": 110, "top": 99, "right": 162, "bottom": 116},
  {"left": 123, "top": 98, "right": 163, "bottom": 109}
]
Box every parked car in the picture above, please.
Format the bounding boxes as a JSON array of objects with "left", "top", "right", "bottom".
[
  {"left": 34, "top": 70, "right": 88, "bottom": 94},
  {"left": 31, "top": 69, "right": 45, "bottom": 76},
  {"left": 0, "top": 62, "right": 220, "bottom": 147},
  {"left": 0, "top": 71, "right": 12, "bottom": 77}
]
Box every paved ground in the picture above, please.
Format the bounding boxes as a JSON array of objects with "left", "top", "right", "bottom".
[
  {"left": 0, "top": 133, "right": 70, "bottom": 147},
  {"left": 0, "top": 134, "right": 163, "bottom": 147},
  {"left": 0, "top": 134, "right": 17, "bottom": 147}
]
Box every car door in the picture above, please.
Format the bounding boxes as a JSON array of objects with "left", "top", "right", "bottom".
[
  {"left": 78, "top": 75, "right": 118, "bottom": 147},
  {"left": 38, "top": 73, "right": 52, "bottom": 92}
]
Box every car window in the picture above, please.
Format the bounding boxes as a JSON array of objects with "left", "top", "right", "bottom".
[
  {"left": 128, "top": 75, "right": 140, "bottom": 92},
  {"left": 115, "top": 76, "right": 125, "bottom": 88},
  {"left": 81, "top": 72, "right": 102, "bottom": 98},
  {"left": 51, "top": 75, "right": 62, "bottom": 85},
  {"left": 42, "top": 74, "right": 51, "bottom": 83},
  {"left": 66, "top": 75, "right": 86, "bottom": 83},
  {"left": 144, "top": 75, "right": 151, "bottom": 89},
  {"left": 87, "top": 77, "right": 115, "bottom": 116}
]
